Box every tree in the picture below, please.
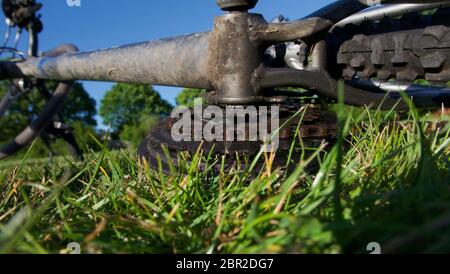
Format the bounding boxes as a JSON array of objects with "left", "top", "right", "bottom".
[
  {"left": 99, "top": 83, "right": 172, "bottom": 133},
  {"left": 176, "top": 88, "right": 205, "bottom": 107},
  {"left": 119, "top": 115, "right": 160, "bottom": 146}
]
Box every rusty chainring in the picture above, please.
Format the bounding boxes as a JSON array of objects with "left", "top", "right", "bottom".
[{"left": 138, "top": 102, "right": 338, "bottom": 173}]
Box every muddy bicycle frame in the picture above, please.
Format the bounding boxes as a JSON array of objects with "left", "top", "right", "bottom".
[{"left": 1, "top": 0, "right": 449, "bottom": 113}]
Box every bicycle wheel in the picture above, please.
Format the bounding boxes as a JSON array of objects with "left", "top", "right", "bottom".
[
  {"left": 0, "top": 44, "right": 82, "bottom": 160},
  {"left": 328, "top": 7, "right": 450, "bottom": 85}
]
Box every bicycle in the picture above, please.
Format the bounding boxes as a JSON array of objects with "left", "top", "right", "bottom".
[{"left": 0, "top": 0, "right": 449, "bottom": 167}]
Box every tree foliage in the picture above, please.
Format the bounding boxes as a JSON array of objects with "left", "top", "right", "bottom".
[
  {"left": 99, "top": 83, "right": 172, "bottom": 144},
  {"left": 176, "top": 88, "right": 205, "bottom": 107},
  {"left": 119, "top": 115, "right": 160, "bottom": 146}
]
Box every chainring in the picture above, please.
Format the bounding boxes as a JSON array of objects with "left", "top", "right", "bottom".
[{"left": 138, "top": 102, "right": 337, "bottom": 173}]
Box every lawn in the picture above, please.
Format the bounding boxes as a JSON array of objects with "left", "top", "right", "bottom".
[{"left": 1, "top": 101, "right": 450, "bottom": 254}]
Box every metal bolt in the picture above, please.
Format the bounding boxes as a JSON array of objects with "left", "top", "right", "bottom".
[{"left": 216, "top": 0, "right": 258, "bottom": 12}]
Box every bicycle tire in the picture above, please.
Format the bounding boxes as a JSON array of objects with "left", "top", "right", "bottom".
[
  {"left": 0, "top": 44, "right": 79, "bottom": 160},
  {"left": 328, "top": 7, "right": 450, "bottom": 85}
]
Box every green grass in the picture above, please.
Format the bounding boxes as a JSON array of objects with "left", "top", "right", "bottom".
[{"left": 1, "top": 102, "right": 450, "bottom": 254}]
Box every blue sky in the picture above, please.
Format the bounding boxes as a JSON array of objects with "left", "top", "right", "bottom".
[{"left": 0, "top": 0, "right": 334, "bottom": 128}]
